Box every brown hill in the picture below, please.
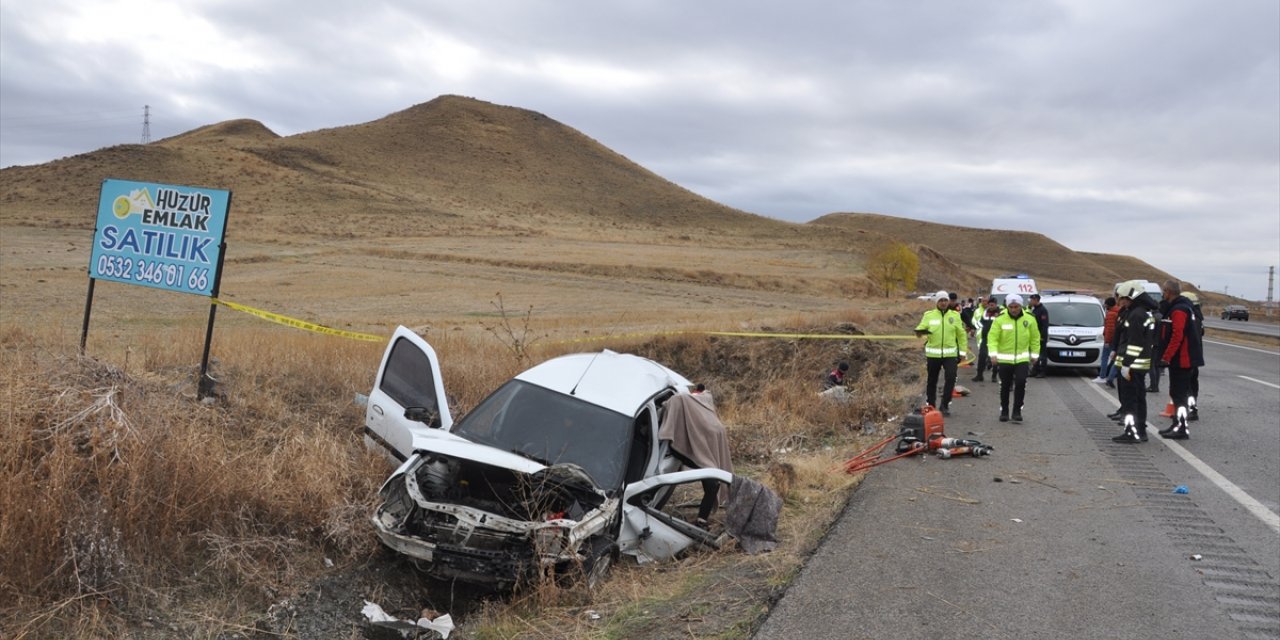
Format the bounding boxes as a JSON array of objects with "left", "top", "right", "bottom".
[
  {"left": 811, "top": 212, "right": 1180, "bottom": 295},
  {"left": 157, "top": 118, "right": 281, "bottom": 147},
  {"left": 270, "top": 95, "right": 791, "bottom": 233},
  {"left": 1078, "top": 252, "right": 1184, "bottom": 290},
  {"left": 0, "top": 94, "right": 1185, "bottom": 313},
  {"left": 0, "top": 96, "right": 803, "bottom": 242}
]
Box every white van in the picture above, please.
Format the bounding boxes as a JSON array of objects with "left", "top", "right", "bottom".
[
  {"left": 991, "top": 275, "right": 1038, "bottom": 306},
  {"left": 1038, "top": 293, "right": 1106, "bottom": 373}
]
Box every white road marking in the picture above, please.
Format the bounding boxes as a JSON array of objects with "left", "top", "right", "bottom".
[
  {"left": 1083, "top": 379, "right": 1280, "bottom": 534},
  {"left": 1239, "top": 375, "right": 1280, "bottom": 390},
  {"left": 1203, "top": 339, "right": 1279, "bottom": 356}
]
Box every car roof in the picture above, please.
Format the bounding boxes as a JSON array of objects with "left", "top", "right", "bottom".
[
  {"left": 1039, "top": 293, "right": 1102, "bottom": 304},
  {"left": 515, "top": 350, "right": 693, "bottom": 416}
]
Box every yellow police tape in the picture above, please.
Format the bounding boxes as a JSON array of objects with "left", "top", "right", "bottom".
[
  {"left": 210, "top": 298, "right": 385, "bottom": 342},
  {"left": 552, "top": 330, "right": 917, "bottom": 345},
  {"left": 707, "top": 331, "right": 916, "bottom": 340},
  {"left": 211, "top": 298, "right": 919, "bottom": 345}
]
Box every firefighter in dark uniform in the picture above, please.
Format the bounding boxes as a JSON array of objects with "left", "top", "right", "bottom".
[
  {"left": 1157, "top": 281, "right": 1205, "bottom": 439},
  {"left": 1112, "top": 280, "right": 1158, "bottom": 443}
]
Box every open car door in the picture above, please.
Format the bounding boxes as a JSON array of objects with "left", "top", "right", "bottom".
[
  {"left": 364, "top": 326, "right": 454, "bottom": 461},
  {"left": 618, "top": 468, "right": 733, "bottom": 563}
]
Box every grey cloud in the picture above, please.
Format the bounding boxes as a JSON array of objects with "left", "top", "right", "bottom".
[{"left": 1, "top": 0, "right": 1276, "bottom": 298}]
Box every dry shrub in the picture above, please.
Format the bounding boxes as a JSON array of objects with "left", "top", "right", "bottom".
[
  {"left": 0, "top": 325, "right": 392, "bottom": 635},
  {"left": 1, "top": 305, "right": 921, "bottom": 638},
  {"left": 607, "top": 320, "right": 917, "bottom": 463}
]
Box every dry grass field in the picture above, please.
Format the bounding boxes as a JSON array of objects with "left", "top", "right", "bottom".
[{"left": 0, "top": 94, "right": 1221, "bottom": 639}]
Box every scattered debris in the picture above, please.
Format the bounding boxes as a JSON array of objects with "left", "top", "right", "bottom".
[
  {"left": 1173, "top": 485, "right": 1190, "bottom": 494},
  {"left": 1010, "top": 518, "right": 1023, "bottom": 523},
  {"left": 361, "top": 600, "right": 454, "bottom": 638},
  {"left": 993, "top": 477, "right": 1004, "bottom": 483},
  {"left": 819, "top": 386, "right": 854, "bottom": 403},
  {"left": 916, "top": 486, "right": 981, "bottom": 505},
  {"left": 1190, "top": 554, "right": 1203, "bottom": 561}
]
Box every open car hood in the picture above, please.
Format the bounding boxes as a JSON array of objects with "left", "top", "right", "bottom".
[{"left": 388, "top": 431, "right": 605, "bottom": 498}]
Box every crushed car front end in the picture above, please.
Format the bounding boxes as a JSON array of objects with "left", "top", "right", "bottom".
[{"left": 372, "top": 449, "right": 616, "bottom": 588}]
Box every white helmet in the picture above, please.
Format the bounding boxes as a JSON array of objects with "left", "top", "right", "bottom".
[
  {"left": 1116, "top": 279, "right": 1146, "bottom": 300},
  {"left": 934, "top": 290, "right": 949, "bottom": 302}
]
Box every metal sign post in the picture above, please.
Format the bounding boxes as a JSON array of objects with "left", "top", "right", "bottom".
[
  {"left": 197, "top": 223, "right": 230, "bottom": 398},
  {"left": 83, "top": 179, "right": 232, "bottom": 397}
]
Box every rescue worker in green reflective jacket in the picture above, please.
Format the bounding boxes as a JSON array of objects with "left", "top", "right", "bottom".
[
  {"left": 914, "top": 290, "right": 967, "bottom": 416},
  {"left": 988, "top": 293, "right": 1041, "bottom": 423},
  {"left": 1112, "top": 280, "right": 1159, "bottom": 443}
]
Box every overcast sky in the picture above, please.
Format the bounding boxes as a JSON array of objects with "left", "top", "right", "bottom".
[{"left": 2, "top": 0, "right": 1277, "bottom": 299}]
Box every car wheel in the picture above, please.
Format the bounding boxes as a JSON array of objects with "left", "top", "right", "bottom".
[{"left": 582, "top": 536, "right": 617, "bottom": 590}]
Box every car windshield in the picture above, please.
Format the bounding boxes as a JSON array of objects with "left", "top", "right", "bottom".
[
  {"left": 1043, "top": 301, "right": 1104, "bottom": 327},
  {"left": 452, "top": 379, "right": 633, "bottom": 490}
]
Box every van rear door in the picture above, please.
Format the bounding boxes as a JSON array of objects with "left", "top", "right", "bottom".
[{"left": 991, "top": 278, "right": 1038, "bottom": 305}]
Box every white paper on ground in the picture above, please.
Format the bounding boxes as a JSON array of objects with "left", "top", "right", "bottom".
[{"left": 361, "top": 600, "right": 454, "bottom": 638}]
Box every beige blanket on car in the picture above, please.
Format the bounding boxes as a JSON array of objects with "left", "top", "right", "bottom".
[{"left": 658, "top": 392, "right": 733, "bottom": 475}]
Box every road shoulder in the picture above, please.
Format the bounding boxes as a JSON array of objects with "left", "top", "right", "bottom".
[{"left": 753, "top": 373, "right": 1250, "bottom": 640}]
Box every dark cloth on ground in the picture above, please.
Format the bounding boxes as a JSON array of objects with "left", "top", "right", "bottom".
[{"left": 724, "top": 475, "right": 782, "bottom": 554}]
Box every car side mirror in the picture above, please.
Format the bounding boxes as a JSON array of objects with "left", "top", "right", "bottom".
[{"left": 404, "top": 406, "right": 441, "bottom": 428}]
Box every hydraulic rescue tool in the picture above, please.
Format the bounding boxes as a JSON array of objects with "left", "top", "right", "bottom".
[{"left": 843, "top": 404, "right": 993, "bottom": 474}]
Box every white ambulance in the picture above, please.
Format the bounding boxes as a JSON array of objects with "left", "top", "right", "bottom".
[{"left": 990, "top": 275, "right": 1038, "bottom": 306}]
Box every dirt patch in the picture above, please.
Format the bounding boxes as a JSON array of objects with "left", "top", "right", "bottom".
[{"left": 250, "top": 553, "right": 494, "bottom": 640}]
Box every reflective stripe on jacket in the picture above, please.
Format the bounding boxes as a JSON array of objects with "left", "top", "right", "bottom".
[
  {"left": 915, "top": 308, "right": 967, "bottom": 359},
  {"left": 989, "top": 309, "right": 1041, "bottom": 364},
  {"left": 1119, "top": 305, "right": 1156, "bottom": 370}
]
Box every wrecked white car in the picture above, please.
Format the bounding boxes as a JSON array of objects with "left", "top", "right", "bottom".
[{"left": 365, "top": 327, "right": 732, "bottom": 589}]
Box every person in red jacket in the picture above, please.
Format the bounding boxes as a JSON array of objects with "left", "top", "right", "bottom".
[
  {"left": 1156, "top": 281, "right": 1205, "bottom": 440},
  {"left": 1093, "top": 297, "right": 1119, "bottom": 385}
]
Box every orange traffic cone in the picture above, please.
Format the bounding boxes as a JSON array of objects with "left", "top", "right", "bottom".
[{"left": 1159, "top": 401, "right": 1175, "bottom": 418}]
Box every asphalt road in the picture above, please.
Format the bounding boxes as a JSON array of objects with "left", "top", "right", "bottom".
[
  {"left": 1203, "top": 316, "right": 1280, "bottom": 338},
  {"left": 753, "top": 344, "right": 1280, "bottom": 640}
]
